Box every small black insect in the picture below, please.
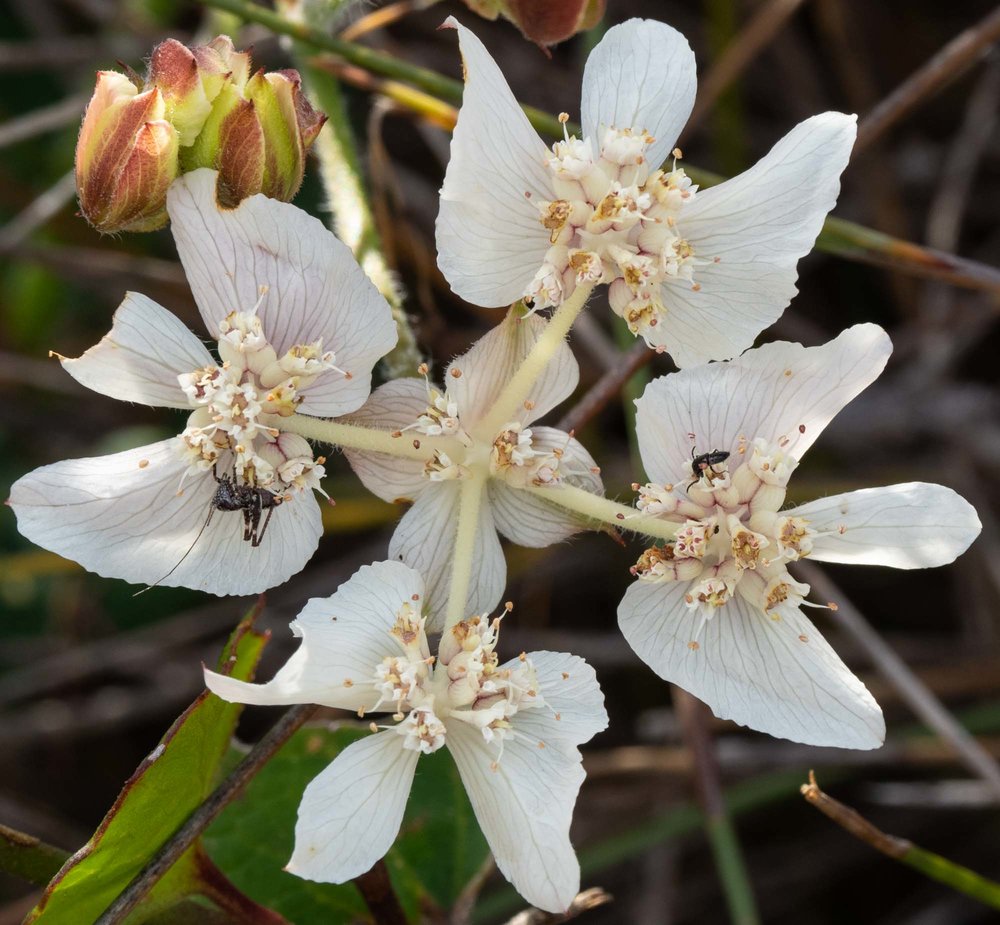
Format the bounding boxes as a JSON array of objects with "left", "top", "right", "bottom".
[
  {"left": 687, "top": 448, "right": 730, "bottom": 491},
  {"left": 136, "top": 466, "right": 283, "bottom": 595}
]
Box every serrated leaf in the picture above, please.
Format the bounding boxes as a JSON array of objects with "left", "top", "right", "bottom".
[
  {"left": 204, "top": 723, "right": 490, "bottom": 923},
  {"left": 26, "top": 604, "right": 270, "bottom": 924}
]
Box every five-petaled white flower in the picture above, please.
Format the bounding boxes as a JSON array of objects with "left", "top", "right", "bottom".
[
  {"left": 617, "top": 324, "right": 981, "bottom": 749},
  {"left": 204, "top": 560, "right": 608, "bottom": 913},
  {"left": 436, "top": 17, "right": 857, "bottom": 367},
  {"left": 343, "top": 308, "right": 602, "bottom": 623},
  {"left": 9, "top": 169, "right": 397, "bottom": 595}
]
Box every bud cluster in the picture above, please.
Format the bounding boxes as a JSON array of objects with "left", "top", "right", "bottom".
[{"left": 76, "top": 36, "right": 325, "bottom": 233}]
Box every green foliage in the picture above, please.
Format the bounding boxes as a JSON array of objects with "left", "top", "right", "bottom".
[
  {"left": 204, "top": 724, "right": 490, "bottom": 923},
  {"left": 24, "top": 607, "right": 269, "bottom": 924}
]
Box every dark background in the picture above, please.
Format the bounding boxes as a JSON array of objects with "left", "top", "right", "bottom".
[{"left": 1, "top": 0, "right": 1000, "bottom": 922}]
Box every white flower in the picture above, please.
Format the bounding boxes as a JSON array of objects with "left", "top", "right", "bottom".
[
  {"left": 618, "top": 324, "right": 981, "bottom": 749},
  {"left": 204, "top": 561, "right": 608, "bottom": 913},
  {"left": 342, "top": 309, "right": 603, "bottom": 625},
  {"left": 436, "top": 17, "right": 857, "bottom": 367},
  {"left": 9, "top": 169, "right": 397, "bottom": 595}
]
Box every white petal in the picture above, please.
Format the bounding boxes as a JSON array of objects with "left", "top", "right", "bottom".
[
  {"left": 449, "top": 311, "right": 579, "bottom": 427},
  {"left": 581, "top": 19, "right": 697, "bottom": 172},
  {"left": 342, "top": 379, "right": 430, "bottom": 504},
  {"left": 618, "top": 580, "right": 884, "bottom": 748},
  {"left": 635, "top": 324, "right": 892, "bottom": 486},
  {"left": 205, "top": 561, "right": 424, "bottom": 711},
  {"left": 436, "top": 18, "right": 554, "bottom": 307},
  {"left": 520, "top": 651, "right": 608, "bottom": 748},
  {"left": 60, "top": 292, "right": 213, "bottom": 408},
  {"left": 446, "top": 719, "right": 582, "bottom": 913},
  {"left": 288, "top": 731, "right": 418, "bottom": 883},
  {"left": 167, "top": 169, "right": 397, "bottom": 416},
  {"left": 489, "top": 428, "right": 603, "bottom": 547},
  {"left": 788, "top": 483, "right": 981, "bottom": 569},
  {"left": 388, "top": 481, "right": 504, "bottom": 630},
  {"left": 657, "top": 113, "right": 857, "bottom": 366},
  {"left": 9, "top": 439, "right": 321, "bottom": 596}
]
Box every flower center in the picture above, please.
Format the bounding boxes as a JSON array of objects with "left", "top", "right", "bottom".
[
  {"left": 631, "top": 438, "right": 820, "bottom": 634},
  {"left": 525, "top": 120, "right": 712, "bottom": 345},
  {"left": 371, "top": 605, "right": 544, "bottom": 761},
  {"left": 176, "top": 305, "right": 341, "bottom": 495}
]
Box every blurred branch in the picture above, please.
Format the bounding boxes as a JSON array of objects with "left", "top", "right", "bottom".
[
  {"left": 856, "top": 6, "right": 1000, "bottom": 151},
  {"left": 0, "top": 94, "right": 88, "bottom": 150},
  {"left": 94, "top": 703, "right": 316, "bottom": 925},
  {"left": 0, "top": 170, "right": 76, "bottom": 252},
  {"left": 0, "top": 823, "right": 68, "bottom": 887},
  {"left": 796, "top": 562, "right": 1000, "bottom": 800},
  {"left": 685, "top": 0, "right": 807, "bottom": 136},
  {"left": 340, "top": 0, "right": 436, "bottom": 41},
  {"left": 558, "top": 341, "right": 652, "bottom": 434},
  {"left": 673, "top": 690, "right": 760, "bottom": 925},
  {"left": 802, "top": 771, "right": 1000, "bottom": 909},
  {"left": 353, "top": 859, "right": 408, "bottom": 925}
]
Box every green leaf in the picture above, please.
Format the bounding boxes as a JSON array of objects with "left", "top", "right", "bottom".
[
  {"left": 26, "top": 604, "right": 270, "bottom": 924},
  {"left": 204, "top": 724, "right": 490, "bottom": 923}
]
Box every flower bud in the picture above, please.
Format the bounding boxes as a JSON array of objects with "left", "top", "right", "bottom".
[
  {"left": 75, "top": 36, "right": 325, "bottom": 233},
  {"left": 462, "top": 0, "right": 605, "bottom": 47},
  {"left": 75, "top": 72, "right": 179, "bottom": 233}
]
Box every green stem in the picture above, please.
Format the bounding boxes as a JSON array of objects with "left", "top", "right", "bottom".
[
  {"left": 444, "top": 471, "right": 487, "bottom": 631},
  {"left": 0, "top": 823, "right": 69, "bottom": 887},
  {"left": 276, "top": 414, "right": 462, "bottom": 461},
  {"left": 527, "top": 484, "right": 680, "bottom": 543},
  {"left": 202, "top": 0, "right": 1000, "bottom": 294},
  {"left": 706, "top": 816, "right": 761, "bottom": 925},
  {"left": 286, "top": 20, "right": 421, "bottom": 379},
  {"left": 904, "top": 846, "right": 1000, "bottom": 908},
  {"left": 471, "top": 287, "right": 594, "bottom": 442}
]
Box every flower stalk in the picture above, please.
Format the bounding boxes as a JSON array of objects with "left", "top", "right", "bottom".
[
  {"left": 471, "top": 286, "right": 594, "bottom": 442},
  {"left": 444, "top": 469, "right": 488, "bottom": 630},
  {"left": 276, "top": 414, "right": 465, "bottom": 461},
  {"left": 527, "top": 484, "right": 681, "bottom": 543}
]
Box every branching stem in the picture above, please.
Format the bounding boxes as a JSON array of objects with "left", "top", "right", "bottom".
[
  {"left": 276, "top": 414, "right": 463, "bottom": 462},
  {"left": 527, "top": 484, "right": 681, "bottom": 543}
]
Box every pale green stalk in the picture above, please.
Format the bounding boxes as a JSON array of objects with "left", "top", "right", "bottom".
[
  {"left": 443, "top": 470, "right": 488, "bottom": 631},
  {"left": 527, "top": 484, "right": 681, "bottom": 543},
  {"left": 276, "top": 414, "right": 461, "bottom": 461},
  {"left": 471, "top": 286, "right": 595, "bottom": 443}
]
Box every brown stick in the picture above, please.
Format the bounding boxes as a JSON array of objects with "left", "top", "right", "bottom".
[
  {"left": 354, "top": 859, "right": 409, "bottom": 925},
  {"left": 800, "top": 771, "right": 911, "bottom": 858},
  {"left": 856, "top": 6, "right": 1000, "bottom": 151},
  {"left": 557, "top": 341, "right": 653, "bottom": 434}
]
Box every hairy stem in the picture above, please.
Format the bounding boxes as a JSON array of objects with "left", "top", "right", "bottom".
[
  {"left": 444, "top": 471, "right": 487, "bottom": 631},
  {"left": 527, "top": 484, "right": 681, "bottom": 543},
  {"left": 472, "top": 287, "right": 594, "bottom": 442},
  {"left": 277, "top": 414, "right": 462, "bottom": 461}
]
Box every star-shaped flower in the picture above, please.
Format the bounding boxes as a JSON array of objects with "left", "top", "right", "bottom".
[
  {"left": 205, "top": 560, "right": 608, "bottom": 913},
  {"left": 343, "top": 308, "right": 602, "bottom": 624},
  {"left": 10, "top": 169, "right": 397, "bottom": 595},
  {"left": 617, "top": 324, "right": 981, "bottom": 748},
  {"left": 436, "top": 17, "right": 857, "bottom": 366}
]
